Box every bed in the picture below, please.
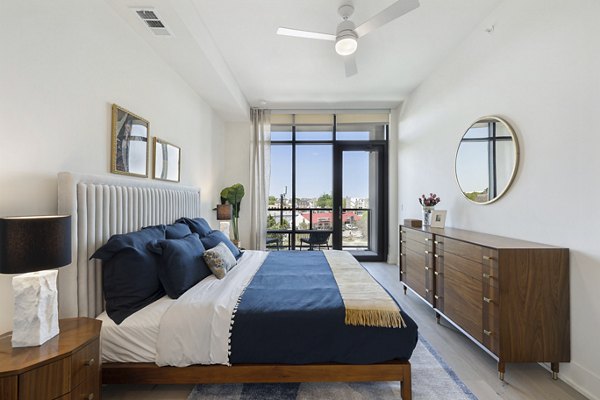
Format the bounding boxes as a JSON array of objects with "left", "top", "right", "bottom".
[{"left": 57, "top": 172, "right": 416, "bottom": 399}]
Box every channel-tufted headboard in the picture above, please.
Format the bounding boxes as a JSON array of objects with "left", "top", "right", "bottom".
[{"left": 57, "top": 172, "right": 201, "bottom": 319}]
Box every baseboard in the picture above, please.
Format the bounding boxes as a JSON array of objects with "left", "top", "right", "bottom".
[{"left": 540, "top": 361, "right": 600, "bottom": 400}]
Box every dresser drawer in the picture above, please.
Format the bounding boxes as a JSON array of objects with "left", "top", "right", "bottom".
[
  {"left": 481, "top": 248, "right": 499, "bottom": 290},
  {"left": 401, "top": 228, "right": 433, "bottom": 246},
  {"left": 444, "top": 263, "right": 483, "bottom": 343},
  {"left": 483, "top": 299, "right": 500, "bottom": 355},
  {"left": 403, "top": 237, "right": 429, "bottom": 255},
  {"left": 443, "top": 251, "right": 482, "bottom": 282},
  {"left": 71, "top": 339, "right": 99, "bottom": 389},
  {"left": 434, "top": 253, "right": 444, "bottom": 312},
  {"left": 0, "top": 376, "right": 17, "bottom": 400},
  {"left": 71, "top": 374, "right": 99, "bottom": 400},
  {"left": 404, "top": 248, "right": 428, "bottom": 299},
  {"left": 19, "top": 357, "right": 71, "bottom": 400},
  {"left": 444, "top": 237, "right": 483, "bottom": 263},
  {"left": 433, "top": 237, "right": 444, "bottom": 253}
]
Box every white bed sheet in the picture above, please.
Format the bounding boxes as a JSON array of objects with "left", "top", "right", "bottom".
[
  {"left": 97, "top": 250, "right": 267, "bottom": 365},
  {"left": 97, "top": 295, "right": 175, "bottom": 363},
  {"left": 155, "top": 250, "right": 267, "bottom": 366}
]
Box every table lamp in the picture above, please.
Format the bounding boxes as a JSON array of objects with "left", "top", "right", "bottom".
[
  {"left": 0, "top": 215, "right": 71, "bottom": 347},
  {"left": 216, "top": 204, "right": 232, "bottom": 237}
]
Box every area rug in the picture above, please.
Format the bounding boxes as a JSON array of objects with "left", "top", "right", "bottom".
[{"left": 187, "top": 336, "right": 478, "bottom": 400}]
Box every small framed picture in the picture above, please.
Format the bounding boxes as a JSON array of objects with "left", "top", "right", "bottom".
[
  {"left": 430, "top": 210, "right": 447, "bottom": 228},
  {"left": 153, "top": 137, "right": 181, "bottom": 182}
]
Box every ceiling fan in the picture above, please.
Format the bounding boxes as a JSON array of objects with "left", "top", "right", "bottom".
[{"left": 276, "top": 0, "right": 420, "bottom": 77}]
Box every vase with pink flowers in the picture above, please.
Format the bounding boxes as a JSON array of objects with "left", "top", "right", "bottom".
[{"left": 419, "top": 193, "right": 441, "bottom": 226}]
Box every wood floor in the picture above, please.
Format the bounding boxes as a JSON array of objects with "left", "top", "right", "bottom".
[{"left": 102, "top": 262, "right": 588, "bottom": 400}]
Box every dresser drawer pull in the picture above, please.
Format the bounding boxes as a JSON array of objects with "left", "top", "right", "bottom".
[
  {"left": 482, "top": 273, "right": 494, "bottom": 279},
  {"left": 483, "top": 297, "right": 494, "bottom": 303},
  {"left": 483, "top": 329, "right": 493, "bottom": 336},
  {"left": 400, "top": 252, "right": 405, "bottom": 257},
  {"left": 483, "top": 255, "right": 495, "bottom": 261},
  {"left": 434, "top": 271, "right": 443, "bottom": 276},
  {"left": 425, "top": 288, "right": 430, "bottom": 293},
  {"left": 434, "top": 240, "right": 443, "bottom": 245},
  {"left": 400, "top": 230, "right": 406, "bottom": 234},
  {"left": 425, "top": 266, "right": 430, "bottom": 270},
  {"left": 425, "top": 238, "right": 431, "bottom": 242},
  {"left": 434, "top": 254, "right": 442, "bottom": 258},
  {"left": 85, "top": 358, "right": 95, "bottom": 367},
  {"left": 424, "top": 250, "right": 430, "bottom": 254},
  {"left": 434, "top": 295, "right": 442, "bottom": 300},
  {"left": 400, "top": 271, "right": 405, "bottom": 275},
  {"left": 400, "top": 240, "right": 406, "bottom": 244}
]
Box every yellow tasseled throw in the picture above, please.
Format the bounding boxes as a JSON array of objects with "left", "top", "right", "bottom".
[{"left": 323, "top": 250, "right": 406, "bottom": 329}]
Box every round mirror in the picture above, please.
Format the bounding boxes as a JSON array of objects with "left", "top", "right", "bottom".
[{"left": 455, "top": 116, "right": 519, "bottom": 204}]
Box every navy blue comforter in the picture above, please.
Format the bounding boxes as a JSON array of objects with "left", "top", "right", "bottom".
[{"left": 229, "top": 251, "right": 418, "bottom": 364}]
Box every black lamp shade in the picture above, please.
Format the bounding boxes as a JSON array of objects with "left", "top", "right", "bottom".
[
  {"left": 216, "top": 204, "right": 232, "bottom": 220},
  {"left": 0, "top": 215, "right": 71, "bottom": 274}
]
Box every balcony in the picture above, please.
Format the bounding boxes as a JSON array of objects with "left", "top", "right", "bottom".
[{"left": 266, "top": 207, "right": 370, "bottom": 251}]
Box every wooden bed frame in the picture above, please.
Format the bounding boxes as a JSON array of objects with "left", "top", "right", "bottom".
[
  {"left": 56, "top": 172, "right": 412, "bottom": 399},
  {"left": 102, "top": 361, "right": 411, "bottom": 399}
]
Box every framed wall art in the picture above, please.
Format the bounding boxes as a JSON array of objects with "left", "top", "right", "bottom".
[
  {"left": 111, "top": 104, "right": 149, "bottom": 177},
  {"left": 153, "top": 137, "right": 181, "bottom": 182}
]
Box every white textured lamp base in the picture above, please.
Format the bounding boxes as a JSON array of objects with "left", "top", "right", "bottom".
[{"left": 11, "top": 270, "right": 59, "bottom": 347}]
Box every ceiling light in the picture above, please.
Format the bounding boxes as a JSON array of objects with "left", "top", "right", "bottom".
[
  {"left": 335, "top": 35, "right": 357, "bottom": 56},
  {"left": 335, "top": 19, "right": 358, "bottom": 56}
]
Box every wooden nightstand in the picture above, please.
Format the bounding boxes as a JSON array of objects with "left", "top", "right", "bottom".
[{"left": 0, "top": 317, "right": 101, "bottom": 400}]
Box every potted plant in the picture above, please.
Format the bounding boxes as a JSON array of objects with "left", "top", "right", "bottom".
[{"left": 220, "top": 183, "right": 245, "bottom": 246}]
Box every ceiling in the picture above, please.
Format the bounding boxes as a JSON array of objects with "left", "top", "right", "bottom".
[{"left": 108, "top": 0, "right": 501, "bottom": 121}]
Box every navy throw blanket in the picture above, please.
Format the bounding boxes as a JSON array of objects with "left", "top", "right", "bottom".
[{"left": 229, "top": 251, "right": 418, "bottom": 364}]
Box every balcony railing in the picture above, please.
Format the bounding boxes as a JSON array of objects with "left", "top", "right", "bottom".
[{"left": 266, "top": 207, "right": 370, "bottom": 251}]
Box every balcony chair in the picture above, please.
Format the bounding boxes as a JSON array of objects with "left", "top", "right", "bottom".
[
  {"left": 299, "top": 231, "right": 331, "bottom": 250},
  {"left": 266, "top": 237, "right": 281, "bottom": 250}
]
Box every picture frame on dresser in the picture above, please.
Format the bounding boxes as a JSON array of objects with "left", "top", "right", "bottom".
[
  {"left": 111, "top": 104, "right": 149, "bottom": 178},
  {"left": 430, "top": 210, "right": 447, "bottom": 228},
  {"left": 153, "top": 137, "right": 181, "bottom": 182}
]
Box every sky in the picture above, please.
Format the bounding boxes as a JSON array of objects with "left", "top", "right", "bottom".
[{"left": 269, "top": 144, "right": 370, "bottom": 199}]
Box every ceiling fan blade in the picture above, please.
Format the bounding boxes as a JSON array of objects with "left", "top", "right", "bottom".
[
  {"left": 276, "top": 27, "right": 336, "bottom": 41},
  {"left": 354, "top": 0, "right": 420, "bottom": 38},
  {"left": 344, "top": 55, "right": 358, "bottom": 77}
]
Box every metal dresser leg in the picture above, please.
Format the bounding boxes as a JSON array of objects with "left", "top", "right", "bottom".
[{"left": 551, "top": 362, "right": 559, "bottom": 380}]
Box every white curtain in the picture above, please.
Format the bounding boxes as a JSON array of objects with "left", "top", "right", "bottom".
[{"left": 249, "top": 109, "right": 271, "bottom": 250}]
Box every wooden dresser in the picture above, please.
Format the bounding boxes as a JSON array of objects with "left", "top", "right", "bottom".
[
  {"left": 0, "top": 318, "right": 101, "bottom": 400},
  {"left": 399, "top": 225, "right": 570, "bottom": 380}
]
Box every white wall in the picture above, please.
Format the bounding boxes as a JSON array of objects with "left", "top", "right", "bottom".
[
  {"left": 397, "top": 0, "right": 600, "bottom": 398},
  {"left": 221, "top": 121, "right": 252, "bottom": 247},
  {"left": 0, "top": 0, "right": 225, "bottom": 334}
]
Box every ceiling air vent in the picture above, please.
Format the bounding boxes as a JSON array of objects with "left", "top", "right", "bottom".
[{"left": 133, "top": 8, "right": 173, "bottom": 37}]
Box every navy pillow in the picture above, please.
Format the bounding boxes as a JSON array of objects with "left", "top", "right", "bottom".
[
  {"left": 166, "top": 222, "right": 192, "bottom": 239},
  {"left": 147, "top": 233, "right": 212, "bottom": 299},
  {"left": 176, "top": 217, "right": 212, "bottom": 237},
  {"left": 200, "top": 230, "right": 241, "bottom": 259},
  {"left": 90, "top": 225, "right": 166, "bottom": 325}
]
